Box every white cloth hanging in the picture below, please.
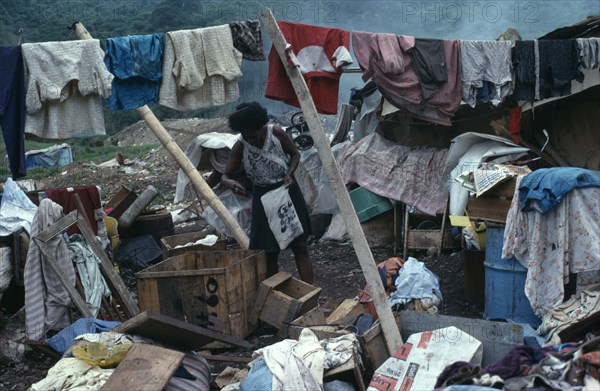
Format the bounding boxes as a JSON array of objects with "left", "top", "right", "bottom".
[{"left": 21, "top": 40, "right": 113, "bottom": 139}]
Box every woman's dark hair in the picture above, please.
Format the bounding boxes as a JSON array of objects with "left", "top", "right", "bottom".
[{"left": 228, "top": 102, "right": 269, "bottom": 133}]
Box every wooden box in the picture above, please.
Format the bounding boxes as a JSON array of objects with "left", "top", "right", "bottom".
[
  {"left": 406, "top": 228, "right": 457, "bottom": 250},
  {"left": 361, "top": 210, "right": 395, "bottom": 248},
  {"left": 160, "top": 229, "right": 227, "bottom": 259},
  {"left": 287, "top": 300, "right": 393, "bottom": 376},
  {"left": 467, "top": 177, "right": 516, "bottom": 223},
  {"left": 105, "top": 185, "right": 137, "bottom": 220},
  {"left": 252, "top": 272, "right": 321, "bottom": 334},
  {"left": 136, "top": 250, "right": 266, "bottom": 339}
]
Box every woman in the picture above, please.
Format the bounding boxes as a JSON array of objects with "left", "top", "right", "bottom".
[{"left": 221, "top": 102, "right": 314, "bottom": 284}]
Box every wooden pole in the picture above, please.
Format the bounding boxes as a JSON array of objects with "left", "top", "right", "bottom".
[
  {"left": 261, "top": 8, "right": 402, "bottom": 352},
  {"left": 72, "top": 22, "right": 250, "bottom": 249}
]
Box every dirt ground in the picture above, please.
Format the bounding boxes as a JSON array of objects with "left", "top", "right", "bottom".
[{"left": 0, "top": 119, "right": 481, "bottom": 390}]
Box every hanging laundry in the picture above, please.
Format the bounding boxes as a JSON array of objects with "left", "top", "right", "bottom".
[
  {"left": 352, "top": 32, "right": 461, "bottom": 126},
  {"left": 576, "top": 37, "right": 600, "bottom": 70},
  {"left": 460, "top": 40, "right": 513, "bottom": 107},
  {"left": 159, "top": 25, "right": 243, "bottom": 111},
  {"left": 104, "top": 34, "right": 164, "bottom": 111},
  {"left": 410, "top": 39, "right": 448, "bottom": 101},
  {"left": 21, "top": 40, "right": 113, "bottom": 139},
  {"left": 513, "top": 39, "right": 583, "bottom": 101},
  {"left": 229, "top": 20, "right": 265, "bottom": 61},
  {"left": 0, "top": 45, "right": 26, "bottom": 178},
  {"left": 265, "top": 21, "right": 352, "bottom": 115}
]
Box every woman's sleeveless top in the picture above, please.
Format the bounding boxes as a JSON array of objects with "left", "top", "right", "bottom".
[{"left": 240, "top": 124, "right": 290, "bottom": 185}]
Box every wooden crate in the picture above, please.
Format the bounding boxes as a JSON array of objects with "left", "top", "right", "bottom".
[
  {"left": 136, "top": 250, "right": 266, "bottom": 340},
  {"left": 105, "top": 185, "right": 137, "bottom": 220},
  {"left": 466, "top": 177, "right": 516, "bottom": 223},
  {"left": 160, "top": 230, "right": 227, "bottom": 259},
  {"left": 252, "top": 272, "right": 321, "bottom": 335},
  {"left": 406, "top": 228, "right": 457, "bottom": 250},
  {"left": 287, "top": 301, "right": 392, "bottom": 376}
]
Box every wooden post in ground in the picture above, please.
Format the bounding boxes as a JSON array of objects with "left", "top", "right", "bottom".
[
  {"left": 72, "top": 22, "right": 250, "bottom": 250},
  {"left": 261, "top": 8, "right": 402, "bottom": 352}
]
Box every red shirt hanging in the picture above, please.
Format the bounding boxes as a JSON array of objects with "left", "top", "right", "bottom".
[{"left": 265, "top": 21, "right": 352, "bottom": 115}]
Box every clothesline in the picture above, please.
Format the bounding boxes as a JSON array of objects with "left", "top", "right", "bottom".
[{"left": 1, "top": 17, "right": 599, "bottom": 180}]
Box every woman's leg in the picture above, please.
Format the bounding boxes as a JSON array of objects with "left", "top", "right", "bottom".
[
  {"left": 265, "top": 252, "right": 280, "bottom": 278},
  {"left": 290, "top": 240, "right": 314, "bottom": 284}
]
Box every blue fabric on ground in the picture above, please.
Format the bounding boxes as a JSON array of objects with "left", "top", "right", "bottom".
[
  {"left": 104, "top": 34, "right": 164, "bottom": 111},
  {"left": 46, "top": 317, "right": 121, "bottom": 354},
  {"left": 519, "top": 167, "right": 600, "bottom": 214},
  {"left": 240, "top": 358, "right": 273, "bottom": 391}
]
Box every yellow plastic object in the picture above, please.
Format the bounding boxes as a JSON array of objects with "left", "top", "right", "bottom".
[
  {"left": 72, "top": 342, "right": 132, "bottom": 368},
  {"left": 103, "top": 217, "right": 120, "bottom": 249}
]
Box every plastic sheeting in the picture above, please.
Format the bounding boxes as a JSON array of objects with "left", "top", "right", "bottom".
[
  {"left": 25, "top": 143, "right": 73, "bottom": 169},
  {"left": 337, "top": 132, "right": 449, "bottom": 215},
  {"left": 389, "top": 257, "right": 443, "bottom": 308},
  {"left": 0, "top": 177, "right": 38, "bottom": 236},
  {"left": 444, "top": 132, "right": 529, "bottom": 216},
  {"left": 202, "top": 190, "right": 252, "bottom": 238},
  {"left": 174, "top": 132, "right": 239, "bottom": 203}
]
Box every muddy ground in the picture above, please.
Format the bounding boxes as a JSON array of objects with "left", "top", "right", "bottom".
[{"left": 0, "top": 119, "right": 481, "bottom": 390}]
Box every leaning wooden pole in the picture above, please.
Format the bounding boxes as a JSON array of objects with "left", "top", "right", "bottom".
[
  {"left": 261, "top": 9, "right": 402, "bottom": 352},
  {"left": 73, "top": 22, "right": 250, "bottom": 249}
]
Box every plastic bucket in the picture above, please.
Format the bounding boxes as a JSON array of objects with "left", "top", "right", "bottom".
[{"left": 484, "top": 227, "right": 541, "bottom": 327}]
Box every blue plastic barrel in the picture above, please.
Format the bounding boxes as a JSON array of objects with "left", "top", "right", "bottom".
[{"left": 484, "top": 227, "right": 541, "bottom": 327}]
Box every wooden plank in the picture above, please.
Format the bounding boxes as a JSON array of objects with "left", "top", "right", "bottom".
[
  {"left": 102, "top": 344, "right": 185, "bottom": 391},
  {"left": 249, "top": 284, "right": 272, "bottom": 327},
  {"left": 263, "top": 271, "right": 292, "bottom": 288},
  {"left": 359, "top": 322, "right": 389, "bottom": 375},
  {"left": 278, "top": 299, "right": 302, "bottom": 337},
  {"left": 260, "top": 290, "right": 294, "bottom": 328},
  {"left": 33, "top": 238, "right": 93, "bottom": 318},
  {"left": 326, "top": 299, "right": 363, "bottom": 326},
  {"left": 208, "top": 274, "right": 230, "bottom": 335},
  {"left": 323, "top": 354, "right": 366, "bottom": 391},
  {"left": 226, "top": 262, "right": 243, "bottom": 314},
  {"left": 197, "top": 353, "right": 252, "bottom": 364},
  {"left": 34, "top": 211, "right": 77, "bottom": 243},
  {"left": 136, "top": 267, "right": 226, "bottom": 279},
  {"left": 112, "top": 311, "right": 253, "bottom": 350},
  {"left": 261, "top": 8, "right": 402, "bottom": 352},
  {"left": 467, "top": 197, "right": 512, "bottom": 223},
  {"left": 180, "top": 274, "right": 210, "bottom": 327},
  {"left": 76, "top": 214, "right": 139, "bottom": 318},
  {"left": 297, "top": 286, "right": 322, "bottom": 315},
  {"left": 157, "top": 277, "right": 185, "bottom": 320},
  {"left": 136, "top": 278, "right": 160, "bottom": 313},
  {"left": 279, "top": 277, "right": 316, "bottom": 299}
]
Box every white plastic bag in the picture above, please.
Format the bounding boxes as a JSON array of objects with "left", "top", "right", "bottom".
[{"left": 261, "top": 186, "right": 304, "bottom": 250}]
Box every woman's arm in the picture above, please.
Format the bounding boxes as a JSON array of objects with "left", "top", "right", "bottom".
[
  {"left": 221, "top": 141, "right": 247, "bottom": 195},
  {"left": 273, "top": 125, "right": 300, "bottom": 188}
]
